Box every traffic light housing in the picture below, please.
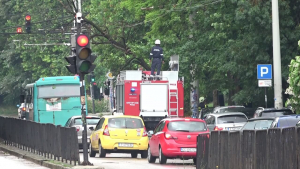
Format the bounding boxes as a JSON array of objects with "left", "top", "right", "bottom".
[
  {"left": 91, "top": 75, "right": 95, "bottom": 82},
  {"left": 76, "top": 34, "right": 97, "bottom": 74},
  {"left": 65, "top": 55, "right": 77, "bottom": 74},
  {"left": 25, "top": 15, "right": 31, "bottom": 33}
]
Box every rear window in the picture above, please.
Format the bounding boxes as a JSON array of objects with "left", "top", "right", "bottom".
[
  {"left": 217, "top": 115, "right": 247, "bottom": 124},
  {"left": 261, "top": 111, "right": 293, "bottom": 117},
  {"left": 74, "top": 118, "right": 100, "bottom": 125},
  {"left": 219, "top": 107, "right": 245, "bottom": 113},
  {"left": 277, "top": 118, "right": 300, "bottom": 128},
  {"left": 108, "top": 118, "right": 143, "bottom": 129},
  {"left": 167, "top": 121, "right": 207, "bottom": 132},
  {"left": 242, "top": 120, "right": 274, "bottom": 130}
]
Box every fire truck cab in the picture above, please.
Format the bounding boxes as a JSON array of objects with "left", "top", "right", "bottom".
[{"left": 114, "top": 56, "right": 184, "bottom": 131}]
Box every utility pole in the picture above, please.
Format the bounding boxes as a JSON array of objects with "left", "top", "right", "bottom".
[{"left": 272, "top": 0, "right": 283, "bottom": 109}]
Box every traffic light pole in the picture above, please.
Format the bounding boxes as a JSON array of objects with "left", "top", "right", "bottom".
[{"left": 77, "top": 0, "right": 92, "bottom": 166}]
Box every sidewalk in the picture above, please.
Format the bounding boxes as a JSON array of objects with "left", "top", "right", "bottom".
[{"left": 0, "top": 140, "right": 104, "bottom": 169}]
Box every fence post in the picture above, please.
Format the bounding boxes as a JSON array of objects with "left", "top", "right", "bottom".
[
  {"left": 267, "top": 128, "right": 282, "bottom": 169},
  {"left": 196, "top": 133, "right": 209, "bottom": 169},
  {"left": 228, "top": 131, "right": 241, "bottom": 169},
  {"left": 242, "top": 130, "right": 255, "bottom": 169},
  {"left": 282, "top": 127, "right": 297, "bottom": 169},
  {"left": 254, "top": 130, "right": 267, "bottom": 169}
]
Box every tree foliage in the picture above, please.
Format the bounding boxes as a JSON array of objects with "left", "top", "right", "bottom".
[{"left": 1, "top": 0, "right": 300, "bottom": 111}]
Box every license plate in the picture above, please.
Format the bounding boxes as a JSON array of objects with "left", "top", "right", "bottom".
[
  {"left": 226, "top": 127, "right": 240, "bottom": 131},
  {"left": 181, "top": 148, "right": 196, "bottom": 152},
  {"left": 118, "top": 143, "right": 134, "bottom": 147}
]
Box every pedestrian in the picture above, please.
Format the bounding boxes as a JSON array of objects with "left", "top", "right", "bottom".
[{"left": 149, "top": 39, "right": 164, "bottom": 76}]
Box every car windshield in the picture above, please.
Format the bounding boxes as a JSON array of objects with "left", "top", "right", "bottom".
[
  {"left": 108, "top": 118, "right": 143, "bottom": 129},
  {"left": 217, "top": 115, "right": 247, "bottom": 124},
  {"left": 167, "top": 121, "right": 207, "bottom": 132},
  {"left": 242, "top": 120, "right": 274, "bottom": 130},
  {"left": 74, "top": 118, "right": 100, "bottom": 125},
  {"left": 261, "top": 111, "right": 292, "bottom": 117}
]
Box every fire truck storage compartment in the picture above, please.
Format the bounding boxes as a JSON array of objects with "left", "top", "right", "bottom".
[
  {"left": 140, "top": 83, "right": 168, "bottom": 113},
  {"left": 140, "top": 83, "right": 168, "bottom": 131}
]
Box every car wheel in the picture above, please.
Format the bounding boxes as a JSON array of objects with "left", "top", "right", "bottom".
[
  {"left": 131, "top": 152, "right": 138, "bottom": 158},
  {"left": 98, "top": 141, "right": 106, "bottom": 158},
  {"left": 193, "top": 158, "right": 197, "bottom": 165},
  {"left": 141, "top": 150, "right": 148, "bottom": 159},
  {"left": 147, "top": 146, "right": 156, "bottom": 163},
  {"left": 89, "top": 143, "right": 96, "bottom": 157},
  {"left": 159, "top": 146, "right": 167, "bottom": 164}
]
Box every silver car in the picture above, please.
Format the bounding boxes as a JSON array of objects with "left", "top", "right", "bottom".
[
  {"left": 204, "top": 112, "right": 248, "bottom": 131},
  {"left": 65, "top": 116, "right": 100, "bottom": 148}
]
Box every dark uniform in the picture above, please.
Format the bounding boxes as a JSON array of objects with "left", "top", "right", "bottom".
[{"left": 149, "top": 45, "right": 164, "bottom": 75}]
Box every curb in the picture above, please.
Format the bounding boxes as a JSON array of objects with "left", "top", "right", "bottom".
[{"left": 0, "top": 143, "right": 104, "bottom": 169}]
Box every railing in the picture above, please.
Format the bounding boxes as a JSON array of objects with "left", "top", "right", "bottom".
[
  {"left": 0, "top": 117, "right": 80, "bottom": 165},
  {"left": 196, "top": 127, "right": 300, "bottom": 169}
]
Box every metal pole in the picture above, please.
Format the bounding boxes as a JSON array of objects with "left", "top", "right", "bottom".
[
  {"left": 272, "top": 0, "right": 283, "bottom": 109},
  {"left": 77, "top": 0, "right": 92, "bottom": 166},
  {"left": 265, "top": 88, "right": 267, "bottom": 108}
]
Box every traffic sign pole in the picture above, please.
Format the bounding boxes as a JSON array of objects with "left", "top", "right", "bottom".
[{"left": 272, "top": 0, "right": 283, "bottom": 109}]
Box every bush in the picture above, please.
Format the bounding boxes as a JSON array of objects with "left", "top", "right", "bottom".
[{"left": 87, "top": 98, "right": 109, "bottom": 114}]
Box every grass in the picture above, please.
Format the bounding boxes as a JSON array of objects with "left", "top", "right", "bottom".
[
  {"left": 0, "top": 106, "right": 18, "bottom": 117},
  {"left": 48, "top": 160, "right": 74, "bottom": 168}
]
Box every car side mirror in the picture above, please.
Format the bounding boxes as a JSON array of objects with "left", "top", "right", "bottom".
[
  {"left": 89, "top": 126, "right": 94, "bottom": 131},
  {"left": 148, "top": 130, "right": 154, "bottom": 136}
]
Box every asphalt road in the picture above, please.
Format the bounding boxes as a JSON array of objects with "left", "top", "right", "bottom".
[
  {"left": 0, "top": 151, "right": 49, "bottom": 169},
  {"left": 79, "top": 152, "right": 196, "bottom": 169}
]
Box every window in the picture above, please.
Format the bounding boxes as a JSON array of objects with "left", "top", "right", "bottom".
[
  {"left": 65, "top": 118, "right": 71, "bottom": 127},
  {"left": 167, "top": 121, "right": 207, "bottom": 132},
  {"left": 205, "top": 115, "right": 215, "bottom": 125},
  {"left": 108, "top": 118, "right": 143, "bottom": 129},
  {"left": 261, "top": 111, "right": 293, "bottom": 117},
  {"left": 96, "top": 118, "right": 105, "bottom": 130},
  {"left": 154, "top": 121, "right": 165, "bottom": 134},
  {"left": 242, "top": 120, "right": 274, "bottom": 130},
  {"left": 74, "top": 118, "right": 100, "bottom": 126},
  {"left": 38, "top": 84, "right": 80, "bottom": 98},
  {"left": 217, "top": 115, "right": 247, "bottom": 124}
]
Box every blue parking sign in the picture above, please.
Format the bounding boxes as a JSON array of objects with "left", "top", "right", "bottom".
[{"left": 257, "top": 64, "right": 272, "bottom": 79}]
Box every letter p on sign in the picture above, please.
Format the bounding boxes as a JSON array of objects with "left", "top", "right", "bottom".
[
  {"left": 257, "top": 64, "right": 272, "bottom": 79},
  {"left": 261, "top": 67, "right": 268, "bottom": 77}
]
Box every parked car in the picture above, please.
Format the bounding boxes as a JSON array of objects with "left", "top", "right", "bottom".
[
  {"left": 241, "top": 115, "right": 300, "bottom": 130},
  {"left": 65, "top": 116, "right": 100, "bottom": 149},
  {"left": 253, "top": 108, "right": 294, "bottom": 118},
  {"left": 147, "top": 118, "right": 209, "bottom": 165},
  {"left": 89, "top": 115, "right": 148, "bottom": 158},
  {"left": 212, "top": 106, "right": 245, "bottom": 114},
  {"left": 252, "top": 107, "right": 276, "bottom": 118},
  {"left": 205, "top": 112, "right": 248, "bottom": 131}
]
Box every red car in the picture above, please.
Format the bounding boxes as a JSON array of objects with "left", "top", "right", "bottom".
[{"left": 147, "top": 118, "right": 209, "bottom": 164}]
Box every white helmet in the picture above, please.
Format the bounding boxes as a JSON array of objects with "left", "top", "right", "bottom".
[{"left": 155, "top": 39, "right": 160, "bottom": 45}]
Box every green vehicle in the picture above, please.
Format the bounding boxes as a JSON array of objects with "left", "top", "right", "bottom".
[{"left": 20, "top": 76, "right": 87, "bottom": 126}]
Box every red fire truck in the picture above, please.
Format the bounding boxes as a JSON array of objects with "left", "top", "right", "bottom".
[{"left": 114, "top": 70, "right": 184, "bottom": 131}]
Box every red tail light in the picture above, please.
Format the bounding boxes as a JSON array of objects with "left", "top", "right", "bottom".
[
  {"left": 22, "top": 107, "right": 26, "bottom": 111},
  {"left": 214, "top": 126, "right": 223, "bottom": 131},
  {"left": 164, "top": 133, "right": 177, "bottom": 139},
  {"left": 207, "top": 134, "right": 210, "bottom": 139},
  {"left": 142, "top": 127, "right": 147, "bottom": 137},
  {"left": 76, "top": 126, "right": 80, "bottom": 132},
  {"left": 103, "top": 125, "right": 110, "bottom": 136}
]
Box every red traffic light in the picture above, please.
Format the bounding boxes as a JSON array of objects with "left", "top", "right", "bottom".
[
  {"left": 25, "top": 15, "right": 31, "bottom": 21},
  {"left": 93, "top": 82, "right": 97, "bottom": 85},
  {"left": 17, "top": 27, "right": 22, "bottom": 33},
  {"left": 77, "top": 35, "right": 89, "bottom": 47}
]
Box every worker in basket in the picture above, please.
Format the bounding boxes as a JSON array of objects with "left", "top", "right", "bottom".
[{"left": 149, "top": 39, "right": 164, "bottom": 79}]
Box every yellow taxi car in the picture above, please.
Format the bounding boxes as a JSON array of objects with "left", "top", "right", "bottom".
[{"left": 89, "top": 115, "right": 149, "bottom": 158}]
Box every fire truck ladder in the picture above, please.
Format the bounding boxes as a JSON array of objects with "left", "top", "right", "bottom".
[{"left": 169, "top": 83, "right": 178, "bottom": 117}]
